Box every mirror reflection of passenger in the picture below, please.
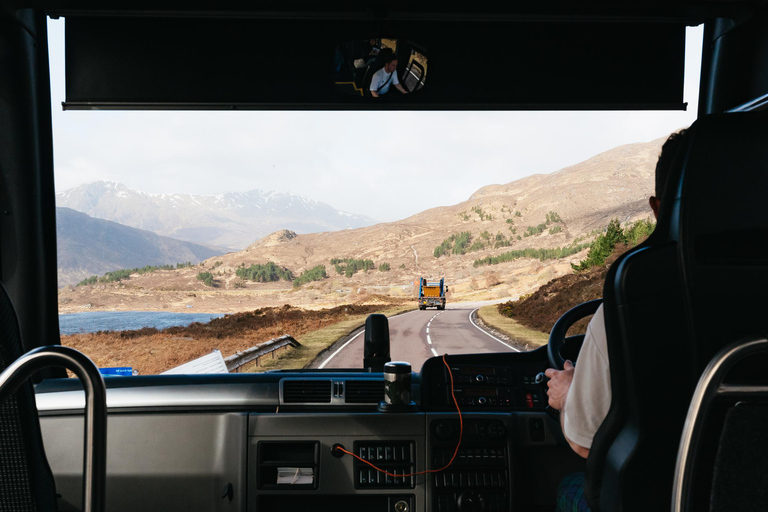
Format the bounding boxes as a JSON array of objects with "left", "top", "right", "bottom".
[
  {"left": 365, "top": 39, "right": 380, "bottom": 61},
  {"left": 370, "top": 54, "right": 409, "bottom": 97}
]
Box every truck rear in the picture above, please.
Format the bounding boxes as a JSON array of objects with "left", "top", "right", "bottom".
[{"left": 418, "top": 277, "right": 446, "bottom": 310}]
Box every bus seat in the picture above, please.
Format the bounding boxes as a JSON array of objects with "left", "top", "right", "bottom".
[
  {"left": 0, "top": 281, "right": 58, "bottom": 512},
  {"left": 586, "top": 112, "right": 768, "bottom": 511},
  {"left": 0, "top": 280, "right": 108, "bottom": 512}
]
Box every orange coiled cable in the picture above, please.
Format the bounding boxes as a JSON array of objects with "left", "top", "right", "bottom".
[{"left": 333, "top": 353, "right": 463, "bottom": 477}]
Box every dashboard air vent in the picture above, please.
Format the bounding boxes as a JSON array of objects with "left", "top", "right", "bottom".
[
  {"left": 345, "top": 380, "right": 384, "bottom": 404},
  {"left": 283, "top": 380, "right": 331, "bottom": 403}
]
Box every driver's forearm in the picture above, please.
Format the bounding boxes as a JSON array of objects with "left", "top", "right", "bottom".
[{"left": 561, "top": 409, "right": 590, "bottom": 458}]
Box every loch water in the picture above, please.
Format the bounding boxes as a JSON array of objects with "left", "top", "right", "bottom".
[{"left": 59, "top": 311, "right": 225, "bottom": 335}]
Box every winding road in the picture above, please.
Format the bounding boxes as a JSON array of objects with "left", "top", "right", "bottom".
[{"left": 313, "top": 300, "right": 523, "bottom": 371}]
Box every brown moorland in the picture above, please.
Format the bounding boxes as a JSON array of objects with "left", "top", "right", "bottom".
[
  {"left": 497, "top": 242, "right": 637, "bottom": 335},
  {"left": 63, "top": 297, "right": 410, "bottom": 375},
  {"left": 64, "top": 239, "right": 645, "bottom": 376}
]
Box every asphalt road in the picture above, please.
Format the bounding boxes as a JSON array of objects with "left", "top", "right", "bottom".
[{"left": 313, "top": 300, "right": 524, "bottom": 371}]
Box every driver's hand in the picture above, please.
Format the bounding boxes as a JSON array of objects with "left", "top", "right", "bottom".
[{"left": 544, "top": 360, "right": 575, "bottom": 411}]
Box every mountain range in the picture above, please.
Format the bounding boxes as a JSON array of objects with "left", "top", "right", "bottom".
[
  {"left": 56, "top": 207, "right": 223, "bottom": 286},
  {"left": 56, "top": 182, "right": 377, "bottom": 250},
  {"left": 229, "top": 136, "right": 663, "bottom": 284},
  {"left": 59, "top": 135, "right": 668, "bottom": 310}
]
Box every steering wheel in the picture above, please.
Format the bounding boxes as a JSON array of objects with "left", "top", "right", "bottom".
[{"left": 548, "top": 299, "right": 603, "bottom": 370}]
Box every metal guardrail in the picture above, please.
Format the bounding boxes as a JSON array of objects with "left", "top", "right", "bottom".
[{"left": 224, "top": 334, "right": 301, "bottom": 372}]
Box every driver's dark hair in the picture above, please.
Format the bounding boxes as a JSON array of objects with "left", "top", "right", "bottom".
[
  {"left": 380, "top": 48, "right": 398, "bottom": 64},
  {"left": 655, "top": 128, "right": 689, "bottom": 199}
]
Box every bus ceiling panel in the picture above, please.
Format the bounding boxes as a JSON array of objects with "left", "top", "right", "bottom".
[
  {"left": 37, "top": 1, "right": 755, "bottom": 21},
  {"left": 63, "top": 17, "right": 687, "bottom": 111}
]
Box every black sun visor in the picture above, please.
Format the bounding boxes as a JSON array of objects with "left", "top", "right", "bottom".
[{"left": 63, "top": 16, "right": 686, "bottom": 111}]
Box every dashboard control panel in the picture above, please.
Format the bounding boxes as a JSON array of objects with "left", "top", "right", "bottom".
[
  {"left": 430, "top": 417, "right": 511, "bottom": 512},
  {"left": 354, "top": 441, "right": 415, "bottom": 488},
  {"left": 444, "top": 363, "right": 549, "bottom": 412}
]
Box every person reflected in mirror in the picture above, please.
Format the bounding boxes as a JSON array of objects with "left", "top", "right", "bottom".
[
  {"left": 544, "top": 128, "right": 689, "bottom": 511},
  {"left": 370, "top": 52, "right": 409, "bottom": 97},
  {"left": 352, "top": 39, "right": 380, "bottom": 75},
  {"left": 365, "top": 38, "right": 380, "bottom": 62}
]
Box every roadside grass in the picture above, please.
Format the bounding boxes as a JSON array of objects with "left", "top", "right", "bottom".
[
  {"left": 476, "top": 304, "right": 549, "bottom": 348},
  {"left": 241, "top": 304, "right": 415, "bottom": 371}
]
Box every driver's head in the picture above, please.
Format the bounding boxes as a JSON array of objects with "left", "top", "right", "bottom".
[
  {"left": 384, "top": 57, "right": 397, "bottom": 73},
  {"left": 649, "top": 128, "right": 690, "bottom": 219},
  {"left": 384, "top": 48, "right": 397, "bottom": 73}
]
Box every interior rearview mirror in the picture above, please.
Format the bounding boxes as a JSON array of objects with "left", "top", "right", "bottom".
[{"left": 334, "top": 38, "right": 428, "bottom": 98}]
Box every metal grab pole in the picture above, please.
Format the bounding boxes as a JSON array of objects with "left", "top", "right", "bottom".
[{"left": 0, "top": 346, "right": 107, "bottom": 512}]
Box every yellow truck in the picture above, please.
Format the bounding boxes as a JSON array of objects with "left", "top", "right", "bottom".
[{"left": 418, "top": 277, "right": 446, "bottom": 310}]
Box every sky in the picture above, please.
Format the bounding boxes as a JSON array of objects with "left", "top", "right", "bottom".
[{"left": 48, "top": 20, "right": 703, "bottom": 223}]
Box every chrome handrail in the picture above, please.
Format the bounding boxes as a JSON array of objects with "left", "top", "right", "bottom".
[
  {"left": 0, "top": 346, "right": 107, "bottom": 512},
  {"left": 671, "top": 337, "right": 768, "bottom": 512}
]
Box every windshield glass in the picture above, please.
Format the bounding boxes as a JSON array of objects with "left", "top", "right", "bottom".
[{"left": 50, "top": 19, "right": 702, "bottom": 375}]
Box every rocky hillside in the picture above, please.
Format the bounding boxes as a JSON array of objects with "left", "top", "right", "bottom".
[
  {"left": 205, "top": 136, "right": 663, "bottom": 288},
  {"left": 59, "top": 136, "right": 666, "bottom": 313},
  {"left": 56, "top": 181, "right": 377, "bottom": 250},
  {"left": 57, "top": 207, "right": 224, "bottom": 286}
]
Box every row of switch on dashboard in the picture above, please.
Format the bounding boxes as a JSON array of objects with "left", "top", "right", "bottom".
[
  {"left": 356, "top": 444, "right": 412, "bottom": 463},
  {"left": 357, "top": 468, "right": 414, "bottom": 487},
  {"left": 433, "top": 471, "right": 508, "bottom": 489},
  {"left": 432, "top": 447, "right": 506, "bottom": 467},
  {"left": 453, "top": 375, "right": 510, "bottom": 385}
]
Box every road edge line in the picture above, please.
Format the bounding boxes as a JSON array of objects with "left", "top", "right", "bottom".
[
  {"left": 317, "top": 308, "right": 421, "bottom": 368},
  {"left": 469, "top": 308, "right": 520, "bottom": 352}
]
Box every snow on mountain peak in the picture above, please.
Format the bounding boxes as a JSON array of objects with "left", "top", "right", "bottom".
[{"left": 55, "top": 181, "right": 376, "bottom": 250}]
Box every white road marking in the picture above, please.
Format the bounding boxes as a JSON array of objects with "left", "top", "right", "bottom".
[
  {"left": 427, "top": 313, "right": 440, "bottom": 353},
  {"left": 469, "top": 308, "right": 520, "bottom": 352},
  {"left": 317, "top": 309, "right": 423, "bottom": 368},
  {"left": 318, "top": 331, "right": 364, "bottom": 368}
]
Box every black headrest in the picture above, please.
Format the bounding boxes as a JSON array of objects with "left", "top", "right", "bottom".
[
  {"left": 674, "top": 112, "right": 768, "bottom": 367},
  {"left": 677, "top": 113, "right": 768, "bottom": 248}
]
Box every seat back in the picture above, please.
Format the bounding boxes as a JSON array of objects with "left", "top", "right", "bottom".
[
  {"left": 587, "top": 241, "right": 694, "bottom": 511},
  {"left": 676, "top": 113, "right": 768, "bottom": 368},
  {"left": 672, "top": 337, "right": 768, "bottom": 512},
  {"left": 587, "top": 112, "right": 768, "bottom": 511},
  {"left": 0, "top": 281, "right": 58, "bottom": 512}
]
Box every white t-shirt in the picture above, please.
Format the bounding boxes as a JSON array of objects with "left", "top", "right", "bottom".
[
  {"left": 563, "top": 304, "right": 612, "bottom": 449},
  {"left": 370, "top": 67, "right": 399, "bottom": 95}
]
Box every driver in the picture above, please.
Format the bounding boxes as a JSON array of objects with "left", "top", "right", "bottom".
[
  {"left": 545, "top": 129, "right": 689, "bottom": 509},
  {"left": 370, "top": 51, "right": 409, "bottom": 97}
]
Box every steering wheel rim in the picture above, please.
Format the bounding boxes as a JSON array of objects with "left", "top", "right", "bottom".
[{"left": 548, "top": 299, "right": 603, "bottom": 370}]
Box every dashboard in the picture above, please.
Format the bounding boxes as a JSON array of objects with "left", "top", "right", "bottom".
[{"left": 34, "top": 348, "right": 579, "bottom": 512}]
